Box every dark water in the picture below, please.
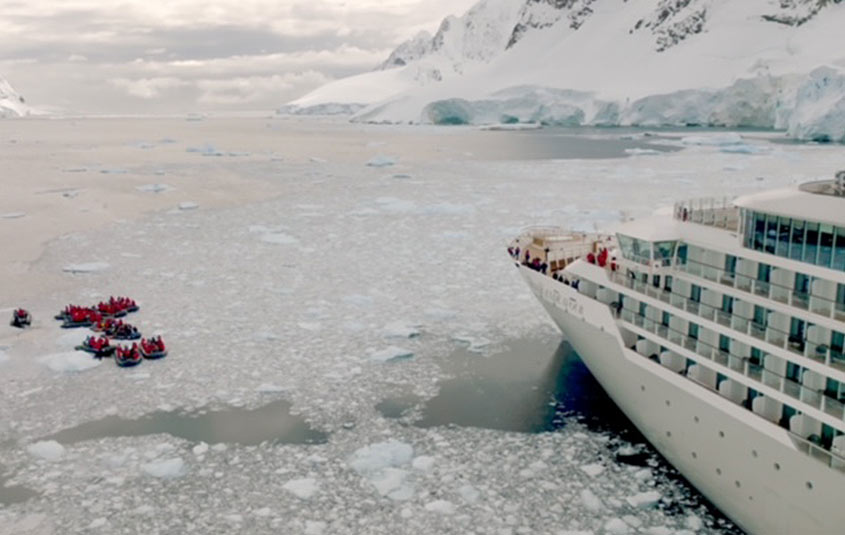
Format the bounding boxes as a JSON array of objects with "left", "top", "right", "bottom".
[
  {"left": 0, "top": 465, "right": 39, "bottom": 506},
  {"left": 44, "top": 399, "right": 327, "bottom": 446},
  {"left": 377, "top": 337, "right": 638, "bottom": 436}
]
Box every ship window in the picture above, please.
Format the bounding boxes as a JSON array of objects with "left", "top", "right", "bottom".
[
  {"left": 777, "top": 217, "right": 791, "bottom": 257},
  {"left": 788, "top": 319, "right": 806, "bottom": 353},
  {"left": 724, "top": 254, "right": 737, "bottom": 275},
  {"left": 819, "top": 224, "right": 834, "bottom": 268},
  {"left": 752, "top": 212, "right": 766, "bottom": 250},
  {"left": 804, "top": 222, "right": 819, "bottom": 264},
  {"left": 794, "top": 273, "right": 810, "bottom": 296},
  {"left": 835, "top": 227, "right": 845, "bottom": 271},
  {"left": 790, "top": 219, "right": 805, "bottom": 260},
  {"left": 690, "top": 284, "right": 702, "bottom": 302},
  {"left": 757, "top": 263, "right": 771, "bottom": 283},
  {"left": 765, "top": 214, "right": 778, "bottom": 254},
  {"left": 662, "top": 311, "right": 671, "bottom": 327},
  {"left": 654, "top": 241, "right": 677, "bottom": 266},
  {"left": 719, "top": 335, "right": 731, "bottom": 354},
  {"left": 688, "top": 323, "right": 699, "bottom": 340},
  {"left": 617, "top": 234, "right": 651, "bottom": 265},
  {"left": 677, "top": 244, "right": 688, "bottom": 265},
  {"left": 721, "top": 295, "right": 734, "bottom": 314}
]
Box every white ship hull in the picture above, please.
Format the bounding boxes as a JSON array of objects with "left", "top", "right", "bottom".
[{"left": 519, "top": 266, "right": 844, "bottom": 535}]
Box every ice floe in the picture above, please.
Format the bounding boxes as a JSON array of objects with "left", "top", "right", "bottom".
[
  {"left": 26, "top": 440, "right": 65, "bottom": 461},
  {"left": 369, "top": 346, "right": 414, "bottom": 363},
  {"left": 62, "top": 262, "right": 110, "bottom": 273},
  {"left": 136, "top": 183, "right": 172, "bottom": 193},
  {"left": 141, "top": 457, "right": 186, "bottom": 478},
  {"left": 366, "top": 155, "right": 397, "bottom": 167},
  {"left": 282, "top": 477, "right": 319, "bottom": 499}
]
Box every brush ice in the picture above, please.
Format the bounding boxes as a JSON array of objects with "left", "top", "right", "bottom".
[
  {"left": 26, "top": 440, "right": 65, "bottom": 461},
  {"left": 141, "top": 457, "right": 186, "bottom": 478},
  {"left": 39, "top": 351, "right": 101, "bottom": 373}
]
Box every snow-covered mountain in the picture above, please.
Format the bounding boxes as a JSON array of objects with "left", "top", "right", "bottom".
[
  {"left": 0, "top": 76, "right": 30, "bottom": 118},
  {"left": 284, "top": 0, "right": 845, "bottom": 142}
]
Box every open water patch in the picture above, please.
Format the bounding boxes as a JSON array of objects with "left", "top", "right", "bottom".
[
  {"left": 43, "top": 399, "right": 327, "bottom": 446},
  {"left": 0, "top": 464, "right": 39, "bottom": 506},
  {"left": 377, "top": 336, "right": 636, "bottom": 435}
]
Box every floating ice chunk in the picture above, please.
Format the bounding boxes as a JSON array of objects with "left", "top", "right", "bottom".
[
  {"left": 626, "top": 490, "right": 661, "bottom": 508},
  {"left": 257, "top": 383, "right": 286, "bottom": 394},
  {"left": 305, "top": 521, "right": 327, "bottom": 535},
  {"left": 684, "top": 515, "right": 703, "bottom": 531},
  {"left": 227, "top": 151, "right": 250, "bottom": 157},
  {"left": 178, "top": 202, "right": 199, "bottom": 211},
  {"left": 27, "top": 440, "right": 65, "bottom": 461},
  {"left": 224, "top": 514, "right": 243, "bottom": 523},
  {"left": 369, "top": 346, "right": 414, "bottom": 363},
  {"left": 309, "top": 156, "right": 327, "bottom": 163},
  {"left": 343, "top": 294, "right": 373, "bottom": 307},
  {"left": 680, "top": 133, "right": 743, "bottom": 146},
  {"left": 604, "top": 518, "right": 631, "bottom": 534},
  {"left": 62, "top": 167, "right": 87, "bottom": 173},
  {"left": 580, "top": 489, "right": 603, "bottom": 512},
  {"left": 370, "top": 467, "right": 413, "bottom": 500},
  {"left": 254, "top": 507, "right": 272, "bottom": 517},
  {"left": 633, "top": 468, "right": 652, "bottom": 481},
  {"left": 100, "top": 168, "right": 128, "bottom": 174},
  {"left": 392, "top": 173, "right": 412, "bottom": 179},
  {"left": 366, "top": 155, "right": 397, "bottom": 168},
  {"left": 63, "top": 262, "right": 110, "bottom": 273},
  {"left": 452, "top": 334, "right": 490, "bottom": 353},
  {"left": 424, "top": 500, "right": 455, "bottom": 515},
  {"left": 141, "top": 457, "right": 186, "bottom": 478},
  {"left": 580, "top": 463, "right": 605, "bottom": 477},
  {"left": 624, "top": 148, "right": 661, "bottom": 156},
  {"left": 88, "top": 518, "right": 108, "bottom": 529},
  {"left": 39, "top": 351, "right": 101, "bottom": 373},
  {"left": 645, "top": 527, "right": 673, "bottom": 535},
  {"left": 0, "top": 349, "right": 8, "bottom": 364},
  {"left": 719, "top": 144, "right": 770, "bottom": 154},
  {"left": 458, "top": 484, "right": 480, "bottom": 503},
  {"left": 192, "top": 443, "right": 209, "bottom": 456},
  {"left": 136, "top": 183, "right": 172, "bottom": 193},
  {"left": 350, "top": 441, "right": 413, "bottom": 472},
  {"left": 1, "top": 212, "right": 26, "bottom": 219},
  {"left": 186, "top": 143, "right": 222, "bottom": 156},
  {"left": 411, "top": 455, "right": 435, "bottom": 471},
  {"left": 375, "top": 197, "right": 417, "bottom": 213},
  {"left": 260, "top": 233, "right": 299, "bottom": 245},
  {"left": 383, "top": 321, "right": 421, "bottom": 339},
  {"left": 283, "top": 477, "right": 318, "bottom": 499}
]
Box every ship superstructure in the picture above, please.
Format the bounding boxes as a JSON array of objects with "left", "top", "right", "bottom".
[{"left": 511, "top": 173, "right": 845, "bottom": 534}]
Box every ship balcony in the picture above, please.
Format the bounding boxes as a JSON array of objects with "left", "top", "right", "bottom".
[
  {"left": 605, "top": 269, "right": 845, "bottom": 374},
  {"left": 673, "top": 197, "right": 739, "bottom": 231},
  {"left": 617, "top": 306, "right": 845, "bottom": 471},
  {"left": 676, "top": 257, "right": 845, "bottom": 323}
]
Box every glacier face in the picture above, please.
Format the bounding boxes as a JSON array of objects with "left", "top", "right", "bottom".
[
  {"left": 286, "top": 0, "right": 845, "bottom": 142},
  {"left": 0, "top": 76, "right": 29, "bottom": 118}
]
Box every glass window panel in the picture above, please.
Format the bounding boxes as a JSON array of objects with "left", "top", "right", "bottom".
[
  {"left": 777, "top": 217, "right": 791, "bottom": 257},
  {"left": 765, "top": 214, "right": 778, "bottom": 254},
  {"left": 757, "top": 263, "right": 771, "bottom": 282},
  {"left": 804, "top": 222, "right": 819, "bottom": 264},
  {"left": 653, "top": 241, "right": 677, "bottom": 266},
  {"left": 834, "top": 227, "right": 845, "bottom": 271},
  {"left": 819, "top": 224, "right": 834, "bottom": 268},
  {"left": 790, "top": 219, "right": 805, "bottom": 260},
  {"left": 753, "top": 212, "right": 766, "bottom": 251}
]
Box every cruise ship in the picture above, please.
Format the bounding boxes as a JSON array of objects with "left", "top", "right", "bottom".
[{"left": 510, "top": 173, "right": 845, "bottom": 534}]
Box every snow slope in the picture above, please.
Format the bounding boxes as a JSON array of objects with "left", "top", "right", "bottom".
[
  {"left": 285, "top": 0, "right": 845, "bottom": 141},
  {"left": 0, "top": 76, "right": 30, "bottom": 118}
]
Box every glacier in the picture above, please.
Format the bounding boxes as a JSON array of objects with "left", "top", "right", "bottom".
[{"left": 285, "top": 0, "right": 845, "bottom": 142}]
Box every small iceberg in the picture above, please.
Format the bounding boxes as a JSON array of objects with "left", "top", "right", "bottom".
[{"left": 369, "top": 346, "right": 414, "bottom": 363}]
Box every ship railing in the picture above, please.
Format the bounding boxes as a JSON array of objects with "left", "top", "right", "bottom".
[
  {"left": 511, "top": 226, "right": 613, "bottom": 270},
  {"left": 676, "top": 257, "right": 845, "bottom": 323},
  {"left": 614, "top": 305, "right": 845, "bottom": 423},
  {"left": 605, "top": 269, "right": 845, "bottom": 373},
  {"left": 673, "top": 196, "right": 739, "bottom": 231},
  {"left": 615, "top": 305, "right": 845, "bottom": 472}
]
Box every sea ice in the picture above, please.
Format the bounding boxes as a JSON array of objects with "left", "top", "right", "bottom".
[
  {"left": 624, "top": 148, "right": 661, "bottom": 156},
  {"left": 626, "top": 491, "right": 661, "bottom": 509},
  {"left": 458, "top": 484, "right": 480, "bottom": 503},
  {"left": 383, "top": 321, "right": 421, "bottom": 339},
  {"left": 579, "top": 463, "right": 605, "bottom": 477},
  {"left": 260, "top": 233, "right": 299, "bottom": 245},
  {"left": 178, "top": 202, "right": 199, "bottom": 211},
  {"left": 136, "top": 183, "right": 172, "bottom": 193},
  {"left": 424, "top": 500, "right": 456, "bottom": 514},
  {"left": 141, "top": 457, "right": 186, "bottom": 478},
  {"left": 26, "top": 440, "right": 65, "bottom": 461},
  {"left": 186, "top": 143, "right": 223, "bottom": 156},
  {"left": 604, "top": 517, "right": 631, "bottom": 535},
  {"left": 680, "top": 133, "right": 743, "bottom": 146},
  {"left": 282, "top": 478, "right": 318, "bottom": 499},
  {"left": 38, "top": 351, "right": 101, "bottom": 373},
  {"left": 580, "top": 489, "right": 603, "bottom": 512},
  {"left": 1, "top": 212, "right": 26, "bottom": 219},
  {"left": 411, "top": 455, "right": 435, "bottom": 471},
  {"left": 349, "top": 441, "right": 414, "bottom": 473},
  {"left": 369, "top": 346, "right": 414, "bottom": 363},
  {"left": 366, "top": 155, "right": 397, "bottom": 167},
  {"left": 305, "top": 521, "right": 327, "bottom": 535},
  {"left": 62, "top": 262, "right": 110, "bottom": 273}
]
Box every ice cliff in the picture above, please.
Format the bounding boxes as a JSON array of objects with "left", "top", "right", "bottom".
[
  {"left": 284, "top": 0, "right": 845, "bottom": 142},
  {"left": 0, "top": 76, "right": 29, "bottom": 118}
]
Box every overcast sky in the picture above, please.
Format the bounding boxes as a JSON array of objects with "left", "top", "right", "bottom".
[{"left": 0, "top": 0, "right": 477, "bottom": 114}]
